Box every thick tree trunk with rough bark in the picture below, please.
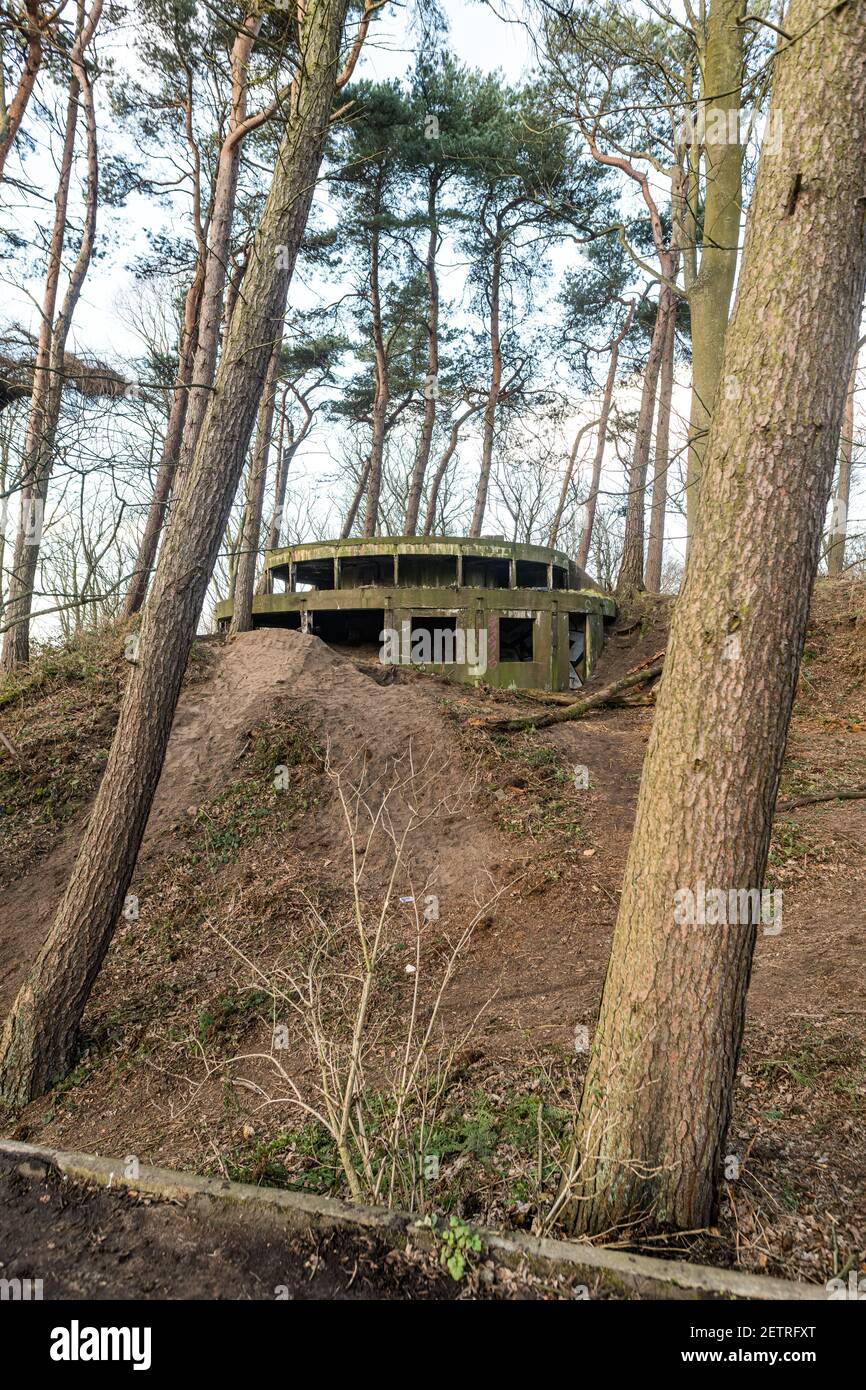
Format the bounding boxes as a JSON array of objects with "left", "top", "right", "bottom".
[
  {"left": 576, "top": 301, "right": 635, "bottom": 568},
  {"left": 469, "top": 236, "right": 503, "bottom": 538},
  {"left": 570, "top": 0, "right": 866, "bottom": 1236},
  {"left": 826, "top": 355, "right": 858, "bottom": 576},
  {"left": 229, "top": 342, "right": 279, "bottom": 634},
  {"left": 644, "top": 301, "right": 676, "bottom": 591},
  {"left": 0, "top": 0, "right": 351, "bottom": 1107}
]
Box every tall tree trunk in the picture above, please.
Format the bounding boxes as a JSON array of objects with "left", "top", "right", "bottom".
[
  {"left": 255, "top": 384, "right": 289, "bottom": 594},
  {"left": 0, "top": 446, "right": 8, "bottom": 614},
  {"left": 469, "top": 235, "right": 503, "bottom": 538},
  {"left": 121, "top": 265, "right": 204, "bottom": 618},
  {"left": 644, "top": 301, "right": 676, "bottom": 591},
  {"left": 684, "top": 0, "right": 746, "bottom": 536},
  {"left": 404, "top": 170, "right": 440, "bottom": 535},
  {"left": 121, "top": 20, "right": 264, "bottom": 620},
  {"left": 826, "top": 354, "right": 858, "bottom": 576},
  {"left": 170, "top": 17, "right": 261, "bottom": 497},
  {"left": 229, "top": 341, "right": 279, "bottom": 635},
  {"left": 422, "top": 402, "right": 483, "bottom": 536},
  {"left": 122, "top": 70, "right": 207, "bottom": 619},
  {"left": 0, "top": 0, "right": 352, "bottom": 1107},
  {"left": 0, "top": 0, "right": 45, "bottom": 182},
  {"left": 576, "top": 300, "right": 635, "bottom": 568},
  {"left": 548, "top": 417, "right": 599, "bottom": 550},
  {"left": 265, "top": 386, "right": 291, "bottom": 552},
  {"left": 568, "top": 0, "right": 866, "bottom": 1236},
  {"left": 342, "top": 454, "right": 371, "bottom": 537},
  {"left": 222, "top": 237, "right": 250, "bottom": 342},
  {"left": 615, "top": 289, "right": 671, "bottom": 595},
  {"left": 1, "top": 0, "right": 102, "bottom": 672},
  {"left": 362, "top": 210, "right": 388, "bottom": 537}
]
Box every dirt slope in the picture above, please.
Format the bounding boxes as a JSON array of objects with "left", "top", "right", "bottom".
[{"left": 0, "top": 583, "right": 864, "bottom": 1284}]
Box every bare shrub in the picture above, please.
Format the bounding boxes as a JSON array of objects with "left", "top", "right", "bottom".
[{"left": 219, "top": 743, "right": 504, "bottom": 1210}]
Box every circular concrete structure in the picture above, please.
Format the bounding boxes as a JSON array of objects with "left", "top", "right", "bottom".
[{"left": 216, "top": 535, "right": 616, "bottom": 691}]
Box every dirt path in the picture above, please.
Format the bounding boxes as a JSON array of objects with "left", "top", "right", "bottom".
[{"left": 0, "top": 1151, "right": 461, "bottom": 1300}]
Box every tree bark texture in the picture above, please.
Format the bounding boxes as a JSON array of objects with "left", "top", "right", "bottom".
[
  {"left": 684, "top": 0, "right": 745, "bottom": 535},
  {"left": 571, "top": 0, "right": 866, "bottom": 1236},
  {"left": 644, "top": 300, "right": 677, "bottom": 591},
  {"left": 1, "top": 0, "right": 103, "bottom": 671},
  {"left": 0, "top": 0, "right": 351, "bottom": 1107},
  {"left": 469, "top": 234, "right": 503, "bottom": 537},
  {"left": 229, "top": 341, "right": 280, "bottom": 634},
  {"left": 576, "top": 301, "right": 636, "bottom": 568}
]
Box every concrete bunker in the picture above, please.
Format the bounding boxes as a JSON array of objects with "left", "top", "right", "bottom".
[{"left": 215, "top": 535, "right": 616, "bottom": 692}]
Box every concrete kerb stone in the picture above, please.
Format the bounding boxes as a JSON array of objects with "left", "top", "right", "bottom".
[{"left": 0, "top": 1138, "right": 826, "bottom": 1301}]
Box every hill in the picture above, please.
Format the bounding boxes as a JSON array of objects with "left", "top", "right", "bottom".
[{"left": 1, "top": 580, "right": 864, "bottom": 1283}]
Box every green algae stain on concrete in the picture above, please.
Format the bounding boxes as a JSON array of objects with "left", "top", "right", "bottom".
[{"left": 216, "top": 535, "right": 616, "bottom": 693}]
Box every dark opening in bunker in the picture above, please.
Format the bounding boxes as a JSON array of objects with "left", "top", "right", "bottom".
[
  {"left": 499, "top": 616, "right": 534, "bottom": 662},
  {"left": 250, "top": 609, "right": 301, "bottom": 630},
  {"left": 568, "top": 614, "right": 586, "bottom": 687},
  {"left": 516, "top": 559, "right": 548, "bottom": 589},
  {"left": 409, "top": 614, "right": 458, "bottom": 664},
  {"left": 339, "top": 555, "right": 395, "bottom": 587},
  {"left": 552, "top": 565, "right": 568, "bottom": 590},
  {"left": 307, "top": 608, "right": 386, "bottom": 648},
  {"left": 463, "top": 554, "right": 510, "bottom": 588},
  {"left": 293, "top": 558, "right": 335, "bottom": 590},
  {"left": 398, "top": 552, "right": 458, "bottom": 587}
]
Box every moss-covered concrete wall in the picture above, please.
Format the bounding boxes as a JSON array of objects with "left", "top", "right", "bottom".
[{"left": 215, "top": 583, "right": 616, "bottom": 692}]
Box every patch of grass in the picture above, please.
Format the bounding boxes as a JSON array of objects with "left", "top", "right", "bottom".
[
  {"left": 213, "top": 1075, "right": 575, "bottom": 1226},
  {"left": 192, "top": 711, "right": 324, "bottom": 864},
  {"left": 0, "top": 629, "right": 217, "bottom": 888},
  {"left": 450, "top": 707, "right": 589, "bottom": 847},
  {"left": 196, "top": 988, "right": 271, "bottom": 1044},
  {"left": 0, "top": 626, "right": 121, "bottom": 711},
  {"left": 768, "top": 822, "right": 811, "bottom": 866},
  {"left": 756, "top": 1044, "right": 828, "bottom": 1089},
  {"left": 0, "top": 722, "right": 117, "bottom": 889},
  {"left": 223, "top": 1122, "right": 340, "bottom": 1191},
  {"left": 777, "top": 1175, "right": 800, "bottom": 1212}
]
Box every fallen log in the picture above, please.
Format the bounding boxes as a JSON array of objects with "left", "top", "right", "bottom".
[
  {"left": 776, "top": 783, "right": 866, "bottom": 812},
  {"left": 506, "top": 688, "right": 582, "bottom": 706},
  {"left": 605, "top": 691, "right": 656, "bottom": 709},
  {"left": 626, "top": 648, "right": 666, "bottom": 676},
  {"left": 481, "top": 661, "right": 664, "bottom": 732}
]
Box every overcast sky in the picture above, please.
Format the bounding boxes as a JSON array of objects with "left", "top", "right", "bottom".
[{"left": 3, "top": 0, "right": 861, "bottom": 573}]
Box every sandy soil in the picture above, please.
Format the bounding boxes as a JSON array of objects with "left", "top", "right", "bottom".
[{"left": 1, "top": 585, "right": 864, "bottom": 1289}]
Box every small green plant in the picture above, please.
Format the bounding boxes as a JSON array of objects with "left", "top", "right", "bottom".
[
  {"left": 196, "top": 988, "right": 270, "bottom": 1043},
  {"left": 434, "top": 1214, "right": 483, "bottom": 1281},
  {"left": 756, "top": 1045, "right": 824, "bottom": 1088}
]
